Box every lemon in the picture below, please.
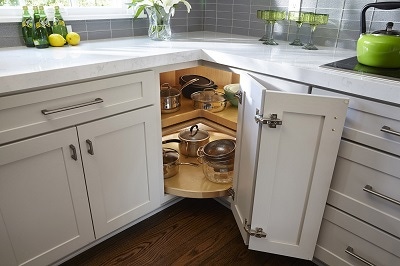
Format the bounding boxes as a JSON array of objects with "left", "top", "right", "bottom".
[
  {"left": 66, "top": 32, "right": 80, "bottom": 46},
  {"left": 48, "top": 34, "right": 66, "bottom": 47}
]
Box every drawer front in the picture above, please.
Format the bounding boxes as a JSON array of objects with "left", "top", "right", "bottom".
[
  {"left": 315, "top": 206, "right": 400, "bottom": 266},
  {"left": 0, "top": 71, "right": 156, "bottom": 144},
  {"left": 328, "top": 140, "right": 400, "bottom": 238},
  {"left": 312, "top": 88, "right": 400, "bottom": 155}
]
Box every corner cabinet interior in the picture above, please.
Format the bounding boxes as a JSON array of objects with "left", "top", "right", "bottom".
[
  {"left": 0, "top": 71, "right": 162, "bottom": 266},
  {"left": 159, "top": 65, "right": 349, "bottom": 260}
]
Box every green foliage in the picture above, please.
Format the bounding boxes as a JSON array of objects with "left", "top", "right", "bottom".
[
  {"left": 0, "top": 0, "right": 19, "bottom": 6},
  {"left": 0, "top": 0, "right": 113, "bottom": 6},
  {"left": 127, "top": 0, "right": 191, "bottom": 19},
  {"left": 19, "top": 0, "right": 70, "bottom": 6}
]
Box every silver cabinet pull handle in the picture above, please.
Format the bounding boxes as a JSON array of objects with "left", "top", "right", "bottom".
[
  {"left": 363, "top": 185, "right": 400, "bottom": 206},
  {"left": 345, "top": 246, "right": 376, "bottom": 266},
  {"left": 41, "top": 98, "right": 104, "bottom": 115},
  {"left": 381, "top": 125, "right": 400, "bottom": 137},
  {"left": 69, "top": 144, "right": 78, "bottom": 161},
  {"left": 86, "top": 139, "right": 94, "bottom": 155}
]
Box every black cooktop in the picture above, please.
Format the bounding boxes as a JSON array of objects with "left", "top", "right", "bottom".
[{"left": 322, "top": 56, "right": 400, "bottom": 82}]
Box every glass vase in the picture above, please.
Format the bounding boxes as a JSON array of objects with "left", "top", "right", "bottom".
[{"left": 145, "top": 6, "right": 172, "bottom": 41}]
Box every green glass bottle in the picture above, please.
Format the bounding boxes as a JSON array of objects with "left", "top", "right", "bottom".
[
  {"left": 33, "top": 6, "right": 49, "bottom": 49},
  {"left": 39, "top": 5, "right": 52, "bottom": 36},
  {"left": 21, "top": 6, "right": 34, "bottom": 47},
  {"left": 52, "top": 6, "right": 68, "bottom": 40}
]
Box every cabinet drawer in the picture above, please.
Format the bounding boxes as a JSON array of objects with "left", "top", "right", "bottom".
[
  {"left": 328, "top": 140, "right": 400, "bottom": 238},
  {"left": 0, "top": 71, "right": 156, "bottom": 144},
  {"left": 312, "top": 88, "right": 400, "bottom": 155},
  {"left": 315, "top": 205, "right": 400, "bottom": 266}
]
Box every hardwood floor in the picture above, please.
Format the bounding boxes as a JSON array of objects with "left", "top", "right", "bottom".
[{"left": 61, "top": 198, "right": 316, "bottom": 266}]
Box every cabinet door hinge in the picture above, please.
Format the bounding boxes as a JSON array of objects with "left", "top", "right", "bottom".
[
  {"left": 255, "top": 109, "right": 282, "bottom": 128},
  {"left": 244, "top": 219, "right": 267, "bottom": 238},
  {"left": 227, "top": 187, "right": 235, "bottom": 200}
]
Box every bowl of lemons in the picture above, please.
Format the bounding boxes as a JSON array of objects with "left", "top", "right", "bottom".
[{"left": 223, "top": 84, "right": 240, "bottom": 107}]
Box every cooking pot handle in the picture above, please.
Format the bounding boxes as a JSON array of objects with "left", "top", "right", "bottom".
[
  {"left": 162, "top": 139, "right": 181, "bottom": 144},
  {"left": 189, "top": 124, "right": 199, "bottom": 136},
  {"left": 361, "top": 2, "right": 400, "bottom": 34},
  {"left": 178, "top": 162, "right": 200, "bottom": 167},
  {"left": 180, "top": 78, "right": 199, "bottom": 92},
  {"left": 197, "top": 146, "right": 205, "bottom": 157},
  {"left": 160, "top": 83, "right": 172, "bottom": 90}
]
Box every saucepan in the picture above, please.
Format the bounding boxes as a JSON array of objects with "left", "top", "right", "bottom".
[
  {"left": 191, "top": 88, "right": 227, "bottom": 113},
  {"left": 162, "top": 148, "right": 198, "bottom": 179},
  {"left": 162, "top": 124, "right": 210, "bottom": 157},
  {"left": 160, "top": 78, "right": 199, "bottom": 113}
]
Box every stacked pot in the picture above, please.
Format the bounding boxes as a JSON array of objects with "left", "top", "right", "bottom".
[
  {"left": 162, "top": 125, "right": 208, "bottom": 179},
  {"left": 197, "top": 139, "right": 236, "bottom": 183},
  {"left": 162, "top": 125, "right": 235, "bottom": 184}
]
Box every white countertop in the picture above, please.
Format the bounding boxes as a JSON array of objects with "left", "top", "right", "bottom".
[{"left": 1, "top": 31, "right": 399, "bottom": 105}]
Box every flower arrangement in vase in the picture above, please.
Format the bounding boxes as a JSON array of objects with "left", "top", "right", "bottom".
[{"left": 129, "top": 0, "right": 191, "bottom": 41}]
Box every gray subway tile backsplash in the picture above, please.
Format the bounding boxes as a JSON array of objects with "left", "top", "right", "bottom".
[
  {"left": 86, "top": 20, "right": 111, "bottom": 32},
  {"left": 1, "top": 0, "right": 399, "bottom": 51},
  {"left": 112, "top": 29, "right": 134, "bottom": 38},
  {"left": 111, "top": 19, "right": 133, "bottom": 30},
  {"left": 87, "top": 30, "right": 112, "bottom": 40}
]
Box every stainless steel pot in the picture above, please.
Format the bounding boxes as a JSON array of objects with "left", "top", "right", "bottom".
[
  {"left": 191, "top": 89, "right": 227, "bottom": 113},
  {"left": 202, "top": 157, "right": 234, "bottom": 184},
  {"left": 162, "top": 148, "right": 198, "bottom": 178},
  {"left": 163, "top": 125, "right": 210, "bottom": 157},
  {"left": 197, "top": 139, "right": 236, "bottom": 161},
  {"left": 197, "top": 138, "right": 235, "bottom": 183},
  {"left": 160, "top": 83, "right": 180, "bottom": 114},
  {"left": 160, "top": 78, "right": 199, "bottom": 114}
]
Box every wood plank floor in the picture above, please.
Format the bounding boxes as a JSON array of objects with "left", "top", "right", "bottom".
[{"left": 61, "top": 198, "right": 317, "bottom": 266}]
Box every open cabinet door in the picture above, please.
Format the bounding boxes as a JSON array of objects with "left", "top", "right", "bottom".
[{"left": 232, "top": 73, "right": 349, "bottom": 260}]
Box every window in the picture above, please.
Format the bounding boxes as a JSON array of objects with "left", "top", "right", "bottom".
[{"left": 0, "top": 0, "right": 135, "bottom": 22}]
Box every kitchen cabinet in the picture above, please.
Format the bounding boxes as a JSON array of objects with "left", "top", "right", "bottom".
[
  {"left": 160, "top": 66, "right": 239, "bottom": 199},
  {"left": 312, "top": 88, "right": 400, "bottom": 265},
  {"left": 78, "top": 107, "right": 161, "bottom": 239},
  {"left": 0, "top": 128, "right": 94, "bottom": 266},
  {"left": 232, "top": 72, "right": 348, "bottom": 260},
  {"left": 159, "top": 66, "right": 348, "bottom": 260},
  {"left": 0, "top": 71, "right": 162, "bottom": 266}
]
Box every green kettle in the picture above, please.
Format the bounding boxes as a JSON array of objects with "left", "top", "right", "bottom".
[{"left": 357, "top": 1, "right": 400, "bottom": 68}]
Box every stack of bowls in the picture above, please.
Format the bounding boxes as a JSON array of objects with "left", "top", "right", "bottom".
[
  {"left": 223, "top": 84, "right": 240, "bottom": 107},
  {"left": 197, "top": 139, "right": 236, "bottom": 183}
]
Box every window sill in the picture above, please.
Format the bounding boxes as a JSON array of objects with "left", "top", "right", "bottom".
[{"left": 0, "top": 6, "right": 144, "bottom": 23}]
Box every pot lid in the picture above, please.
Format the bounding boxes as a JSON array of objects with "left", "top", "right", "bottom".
[
  {"left": 191, "top": 89, "right": 226, "bottom": 103},
  {"left": 372, "top": 22, "right": 400, "bottom": 36},
  {"left": 162, "top": 148, "right": 179, "bottom": 163},
  {"left": 179, "top": 125, "right": 209, "bottom": 141},
  {"left": 160, "top": 83, "right": 180, "bottom": 97},
  {"left": 179, "top": 74, "right": 214, "bottom": 87}
]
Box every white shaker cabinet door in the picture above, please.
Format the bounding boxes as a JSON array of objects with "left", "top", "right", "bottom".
[
  {"left": 232, "top": 73, "right": 348, "bottom": 260},
  {"left": 0, "top": 128, "right": 94, "bottom": 266},
  {"left": 78, "top": 107, "right": 162, "bottom": 239}
]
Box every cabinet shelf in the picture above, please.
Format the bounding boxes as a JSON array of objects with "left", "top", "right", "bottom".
[
  {"left": 162, "top": 130, "right": 235, "bottom": 198},
  {"left": 161, "top": 100, "right": 238, "bottom": 198},
  {"left": 161, "top": 94, "right": 238, "bottom": 131},
  {"left": 160, "top": 66, "right": 238, "bottom": 198}
]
